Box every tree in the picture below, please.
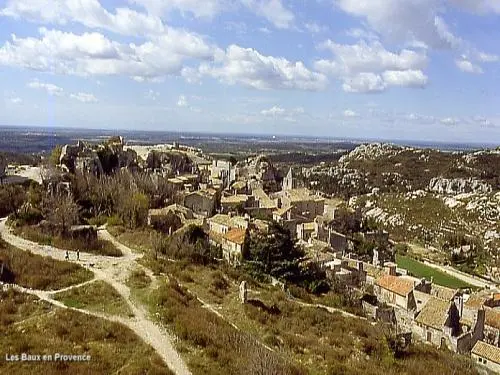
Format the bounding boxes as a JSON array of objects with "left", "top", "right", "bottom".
[
  {"left": 117, "top": 191, "right": 149, "bottom": 229},
  {"left": 246, "top": 222, "right": 304, "bottom": 282},
  {"left": 49, "top": 145, "right": 62, "bottom": 167},
  {"left": 42, "top": 192, "right": 79, "bottom": 234}
]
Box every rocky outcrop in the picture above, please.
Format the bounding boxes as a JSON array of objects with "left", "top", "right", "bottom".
[
  {"left": 59, "top": 137, "right": 138, "bottom": 175},
  {"left": 428, "top": 177, "right": 492, "bottom": 195},
  {"left": 339, "top": 143, "right": 409, "bottom": 164}
]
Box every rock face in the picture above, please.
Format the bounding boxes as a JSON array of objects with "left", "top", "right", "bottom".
[
  {"left": 59, "top": 137, "right": 138, "bottom": 175},
  {"left": 428, "top": 177, "right": 492, "bottom": 195}
]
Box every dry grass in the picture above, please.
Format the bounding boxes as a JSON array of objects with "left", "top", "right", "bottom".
[
  {"left": 106, "top": 225, "right": 154, "bottom": 253},
  {"left": 0, "top": 240, "right": 93, "bottom": 291},
  {"left": 14, "top": 225, "right": 122, "bottom": 257},
  {"left": 0, "top": 289, "right": 173, "bottom": 375},
  {"left": 148, "top": 259, "right": 478, "bottom": 375},
  {"left": 53, "top": 280, "right": 133, "bottom": 318},
  {"left": 150, "top": 279, "right": 304, "bottom": 375}
]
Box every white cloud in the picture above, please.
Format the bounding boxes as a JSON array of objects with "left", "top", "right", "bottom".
[
  {"left": 335, "top": 0, "right": 462, "bottom": 49},
  {"left": 9, "top": 97, "right": 22, "bottom": 104},
  {"left": 199, "top": 45, "right": 328, "bottom": 91},
  {"left": 441, "top": 117, "right": 458, "bottom": 125},
  {"left": 476, "top": 52, "right": 499, "bottom": 63},
  {"left": 0, "top": 28, "right": 219, "bottom": 81},
  {"left": 177, "top": 95, "right": 188, "bottom": 107},
  {"left": 0, "top": 0, "right": 166, "bottom": 36},
  {"left": 315, "top": 40, "right": 428, "bottom": 92},
  {"left": 145, "top": 89, "right": 160, "bottom": 101},
  {"left": 382, "top": 70, "right": 428, "bottom": 87},
  {"left": 449, "top": 0, "right": 500, "bottom": 14},
  {"left": 242, "top": 0, "right": 295, "bottom": 29},
  {"left": 27, "top": 79, "right": 64, "bottom": 96},
  {"left": 316, "top": 40, "right": 428, "bottom": 76},
  {"left": 304, "top": 22, "right": 328, "bottom": 34},
  {"left": 342, "top": 73, "right": 386, "bottom": 93},
  {"left": 70, "top": 92, "right": 98, "bottom": 103},
  {"left": 260, "top": 105, "right": 307, "bottom": 123},
  {"left": 343, "top": 109, "right": 358, "bottom": 117},
  {"left": 455, "top": 59, "right": 483, "bottom": 74},
  {"left": 261, "top": 105, "right": 285, "bottom": 116},
  {"left": 345, "top": 28, "right": 378, "bottom": 41},
  {"left": 129, "top": 0, "right": 224, "bottom": 19}
]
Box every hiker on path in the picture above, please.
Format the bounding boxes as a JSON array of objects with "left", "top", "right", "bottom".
[
  {"left": 76, "top": 249, "right": 80, "bottom": 261},
  {"left": 65, "top": 250, "right": 69, "bottom": 260}
]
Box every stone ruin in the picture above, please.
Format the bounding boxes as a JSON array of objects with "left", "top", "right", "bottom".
[
  {"left": 239, "top": 281, "right": 247, "bottom": 304},
  {"left": 58, "top": 137, "right": 138, "bottom": 175}
]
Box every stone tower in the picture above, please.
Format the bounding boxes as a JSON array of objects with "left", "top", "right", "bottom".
[{"left": 283, "top": 167, "right": 294, "bottom": 191}]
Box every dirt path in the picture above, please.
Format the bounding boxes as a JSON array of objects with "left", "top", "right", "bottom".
[{"left": 0, "top": 219, "right": 191, "bottom": 375}]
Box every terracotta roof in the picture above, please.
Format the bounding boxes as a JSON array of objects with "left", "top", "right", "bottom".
[
  {"left": 485, "top": 308, "right": 500, "bottom": 330},
  {"left": 224, "top": 228, "right": 247, "bottom": 245},
  {"left": 465, "top": 293, "right": 490, "bottom": 309},
  {"left": 431, "top": 285, "right": 458, "bottom": 301},
  {"left": 376, "top": 275, "right": 414, "bottom": 296},
  {"left": 472, "top": 341, "right": 500, "bottom": 364},
  {"left": 415, "top": 297, "right": 450, "bottom": 330}
]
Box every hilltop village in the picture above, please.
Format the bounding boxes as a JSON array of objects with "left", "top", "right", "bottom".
[{"left": 1, "top": 136, "right": 500, "bottom": 374}]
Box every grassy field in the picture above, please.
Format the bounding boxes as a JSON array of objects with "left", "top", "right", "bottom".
[
  {"left": 14, "top": 225, "right": 122, "bottom": 257},
  {"left": 0, "top": 239, "right": 93, "bottom": 290},
  {"left": 53, "top": 280, "right": 133, "bottom": 318},
  {"left": 396, "top": 254, "right": 473, "bottom": 289},
  {"left": 0, "top": 289, "right": 173, "bottom": 375}
]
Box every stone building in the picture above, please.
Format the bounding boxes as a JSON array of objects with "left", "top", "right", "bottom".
[
  {"left": 282, "top": 167, "right": 296, "bottom": 191},
  {"left": 472, "top": 340, "right": 500, "bottom": 373},
  {"left": 413, "top": 297, "right": 460, "bottom": 348},
  {"left": 183, "top": 188, "right": 218, "bottom": 217},
  {"left": 280, "top": 188, "right": 324, "bottom": 221},
  {"left": 375, "top": 274, "right": 417, "bottom": 311}
]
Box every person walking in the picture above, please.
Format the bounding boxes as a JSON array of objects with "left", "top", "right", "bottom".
[
  {"left": 65, "top": 250, "right": 69, "bottom": 260},
  {"left": 76, "top": 249, "right": 80, "bottom": 261}
]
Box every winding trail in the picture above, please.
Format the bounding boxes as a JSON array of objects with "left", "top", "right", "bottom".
[{"left": 0, "top": 218, "right": 191, "bottom": 375}]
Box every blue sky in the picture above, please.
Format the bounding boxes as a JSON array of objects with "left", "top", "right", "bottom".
[{"left": 0, "top": 0, "right": 499, "bottom": 143}]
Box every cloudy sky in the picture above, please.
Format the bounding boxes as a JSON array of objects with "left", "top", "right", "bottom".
[{"left": 0, "top": 0, "right": 499, "bottom": 143}]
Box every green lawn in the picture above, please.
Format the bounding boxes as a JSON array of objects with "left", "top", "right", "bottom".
[{"left": 396, "top": 255, "right": 474, "bottom": 289}]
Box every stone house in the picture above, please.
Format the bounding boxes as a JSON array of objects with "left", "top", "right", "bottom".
[
  {"left": 220, "top": 194, "right": 252, "bottom": 214},
  {"left": 314, "top": 217, "right": 348, "bottom": 252},
  {"left": 208, "top": 214, "right": 249, "bottom": 235},
  {"left": 208, "top": 228, "right": 248, "bottom": 265},
  {"left": 414, "top": 297, "right": 460, "bottom": 348},
  {"left": 472, "top": 340, "right": 500, "bottom": 373},
  {"left": 183, "top": 188, "right": 218, "bottom": 217},
  {"left": 297, "top": 222, "right": 315, "bottom": 241},
  {"left": 280, "top": 188, "right": 324, "bottom": 221},
  {"left": 375, "top": 274, "right": 416, "bottom": 311}
]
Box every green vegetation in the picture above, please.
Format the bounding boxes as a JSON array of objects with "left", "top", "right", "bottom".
[
  {"left": 0, "top": 289, "right": 173, "bottom": 375},
  {"left": 13, "top": 225, "right": 122, "bottom": 257},
  {"left": 396, "top": 254, "right": 473, "bottom": 289},
  {"left": 0, "top": 239, "right": 93, "bottom": 290},
  {"left": 126, "top": 268, "right": 152, "bottom": 290},
  {"left": 0, "top": 183, "right": 28, "bottom": 217},
  {"left": 53, "top": 280, "right": 133, "bottom": 317}
]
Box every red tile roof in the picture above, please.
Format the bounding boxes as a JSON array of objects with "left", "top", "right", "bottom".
[
  {"left": 224, "top": 229, "right": 247, "bottom": 245},
  {"left": 376, "top": 275, "right": 414, "bottom": 296}
]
